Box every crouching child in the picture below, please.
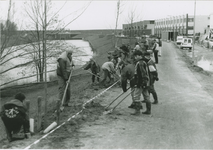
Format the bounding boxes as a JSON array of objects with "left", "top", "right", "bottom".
[{"left": 0, "top": 93, "right": 31, "bottom": 142}]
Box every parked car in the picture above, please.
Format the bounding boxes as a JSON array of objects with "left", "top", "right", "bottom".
[
  {"left": 208, "top": 39, "right": 213, "bottom": 50},
  {"left": 176, "top": 36, "right": 183, "bottom": 45},
  {"left": 180, "top": 38, "right": 193, "bottom": 50}
]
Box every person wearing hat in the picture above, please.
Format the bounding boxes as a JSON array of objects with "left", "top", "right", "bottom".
[
  {"left": 111, "top": 50, "right": 122, "bottom": 81},
  {"left": 1, "top": 93, "right": 30, "bottom": 142},
  {"left": 133, "top": 50, "right": 151, "bottom": 115},
  {"left": 57, "top": 49, "right": 75, "bottom": 106},
  {"left": 83, "top": 58, "right": 100, "bottom": 85},
  {"left": 143, "top": 52, "right": 159, "bottom": 104}
]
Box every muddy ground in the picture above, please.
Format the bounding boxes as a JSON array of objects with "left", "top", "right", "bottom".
[
  {"left": 0, "top": 35, "right": 137, "bottom": 148},
  {"left": 1, "top": 37, "right": 213, "bottom": 149}
]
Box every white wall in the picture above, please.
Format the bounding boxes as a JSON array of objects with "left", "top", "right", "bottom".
[
  {"left": 195, "top": 16, "right": 209, "bottom": 33},
  {"left": 210, "top": 14, "right": 213, "bottom": 29}
]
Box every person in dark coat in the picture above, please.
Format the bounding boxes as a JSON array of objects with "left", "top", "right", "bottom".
[
  {"left": 133, "top": 50, "right": 151, "bottom": 115},
  {"left": 0, "top": 93, "right": 30, "bottom": 142},
  {"left": 121, "top": 62, "right": 142, "bottom": 110},
  {"left": 56, "top": 49, "right": 75, "bottom": 106},
  {"left": 84, "top": 58, "right": 100, "bottom": 84},
  {"left": 143, "top": 52, "right": 159, "bottom": 104}
]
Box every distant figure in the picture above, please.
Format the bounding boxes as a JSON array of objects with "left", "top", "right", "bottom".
[
  {"left": 158, "top": 37, "right": 162, "bottom": 57},
  {"left": 56, "top": 49, "right": 75, "bottom": 106},
  {"left": 84, "top": 58, "right": 100, "bottom": 84},
  {"left": 1, "top": 93, "right": 30, "bottom": 142},
  {"left": 152, "top": 39, "right": 159, "bottom": 64},
  {"left": 107, "top": 51, "right": 113, "bottom": 61},
  {"left": 134, "top": 42, "right": 141, "bottom": 51}
]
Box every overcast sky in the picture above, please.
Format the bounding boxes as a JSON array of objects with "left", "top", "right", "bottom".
[{"left": 0, "top": 0, "right": 213, "bottom": 30}]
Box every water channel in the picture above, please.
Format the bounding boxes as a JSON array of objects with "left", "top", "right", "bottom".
[{"left": 0, "top": 40, "right": 93, "bottom": 89}]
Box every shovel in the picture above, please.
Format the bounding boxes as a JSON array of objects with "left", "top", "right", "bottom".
[
  {"left": 60, "top": 69, "right": 73, "bottom": 111},
  {"left": 104, "top": 87, "right": 130, "bottom": 111},
  {"left": 103, "top": 89, "right": 134, "bottom": 115}
]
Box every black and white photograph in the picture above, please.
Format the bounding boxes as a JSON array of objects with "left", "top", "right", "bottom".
[{"left": 0, "top": 0, "right": 213, "bottom": 149}]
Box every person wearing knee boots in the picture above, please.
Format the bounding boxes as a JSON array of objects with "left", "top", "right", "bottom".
[
  {"left": 143, "top": 52, "right": 159, "bottom": 104},
  {"left": 133, "top": 50, "right": 151, "bottom": 115}
]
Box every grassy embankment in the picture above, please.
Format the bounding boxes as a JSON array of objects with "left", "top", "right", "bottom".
[{"left": 0, "top": 34, "right": 136, "bottom": 142}]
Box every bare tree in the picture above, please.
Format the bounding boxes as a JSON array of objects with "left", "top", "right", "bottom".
[
  {"left": 114, "top": 0, "right": 122, "bottom": 36},
  {"left": 0, "top": 0, "right": 91, "bottom": 87},
  {"left": 114, "top": 0, "right": 123, "bottom": 47},
  {"left": 125, "top": 3, "right": 140, "bottom": 37},
  {"left": 22, "top": 0, "right": 91, "bottom": 82},
  {"left": 0, "top": 0, "right": 19, "bottom": 63}
]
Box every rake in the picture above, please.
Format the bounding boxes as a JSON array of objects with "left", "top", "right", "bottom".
[
  {"left": 103, "top": 89, "right": 134, "bottom": 115},
  {"left": 104, "top": 87, "right": 130, "bottom": 111},
  {"left": 83, "top": 69, "right": 103, "bottom": 80}
]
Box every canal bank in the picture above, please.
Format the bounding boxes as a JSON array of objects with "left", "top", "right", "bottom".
[
  {"left": 173, "top": 41, "right": 213, "bottom": 74},
  {"left": 0, "top": 34, "right": 137, "bottom": 143}
]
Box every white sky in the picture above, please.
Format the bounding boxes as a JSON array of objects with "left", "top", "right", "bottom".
[{"left": 0, "top": 0, "right": 213, "bottom": 30}]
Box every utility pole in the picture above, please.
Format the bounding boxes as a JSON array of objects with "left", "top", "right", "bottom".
[
  {"left": 192, "top": 0, "right": 196, "bottom": 65},
  {"left": 0, "top": 22, "right": 2, "bottom": 113}
]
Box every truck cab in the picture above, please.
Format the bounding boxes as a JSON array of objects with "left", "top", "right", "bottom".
[{"left": 176, "top": 36, "right": 183, "bottom": 45}]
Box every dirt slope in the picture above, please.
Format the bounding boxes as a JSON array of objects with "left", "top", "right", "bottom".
[
  {"left": 0, "top": 35, "right": 136, "bottom": 148},
  {"left": 2, "top": 38, "right": 213, "bottom": 149}
]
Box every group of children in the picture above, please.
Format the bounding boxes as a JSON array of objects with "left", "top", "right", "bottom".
[
  {"left": 84, "top": 37, "right": 162, "bottom": 115},
  {"left": 0, "top": 37, "right": 162, "bottom": 143}
]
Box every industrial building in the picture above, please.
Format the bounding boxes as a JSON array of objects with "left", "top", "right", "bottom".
[
  {"left": 122, "top": 20, "right": 155, "bottom": 37},
  {"left": 155, "top": 14, "right": 210, "bottom": 41},
  {"left": 122, "top": 14, "right": 212, "bottom": 42}
]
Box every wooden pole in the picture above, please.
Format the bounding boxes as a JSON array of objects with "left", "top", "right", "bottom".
[
  {"left": 43, "top": 0, "right": 48, "bottom": 128},
  {"left": 0, "top": 19, "right": 2, "bottom": 114},
  {"left": 37, "top": 96, "right": 42, "bottom": 132},
  {"left": 56, "top": 99, "right": 60, "bottom": 124},
  {"left": 25, "top": 100, "right": 30, "bottom": 114},
  {"left": 192, "top": 0, "right": 196, "bottom": 65}
]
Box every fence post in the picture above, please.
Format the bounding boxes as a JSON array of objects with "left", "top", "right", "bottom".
[
  {"left": 56, "top": 99, "right": 60, "bottom": 124},
  {"left": 37, "top": 96, "right": 42, "bottom": 132},
  {"left": 25, "top": 100, "right": 30, "bottom": 114}
]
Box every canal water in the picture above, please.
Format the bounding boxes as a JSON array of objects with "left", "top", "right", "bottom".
[
  {"left": 181, "top": 44, "right": 213, "bottom": 73},
  {"left": 0, "top": 40, "right": 93, "bottom": 89}
]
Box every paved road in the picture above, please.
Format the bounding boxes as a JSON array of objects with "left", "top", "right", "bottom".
[{"left": 78, "top": 42, "right": 213, "bottom": 149}]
